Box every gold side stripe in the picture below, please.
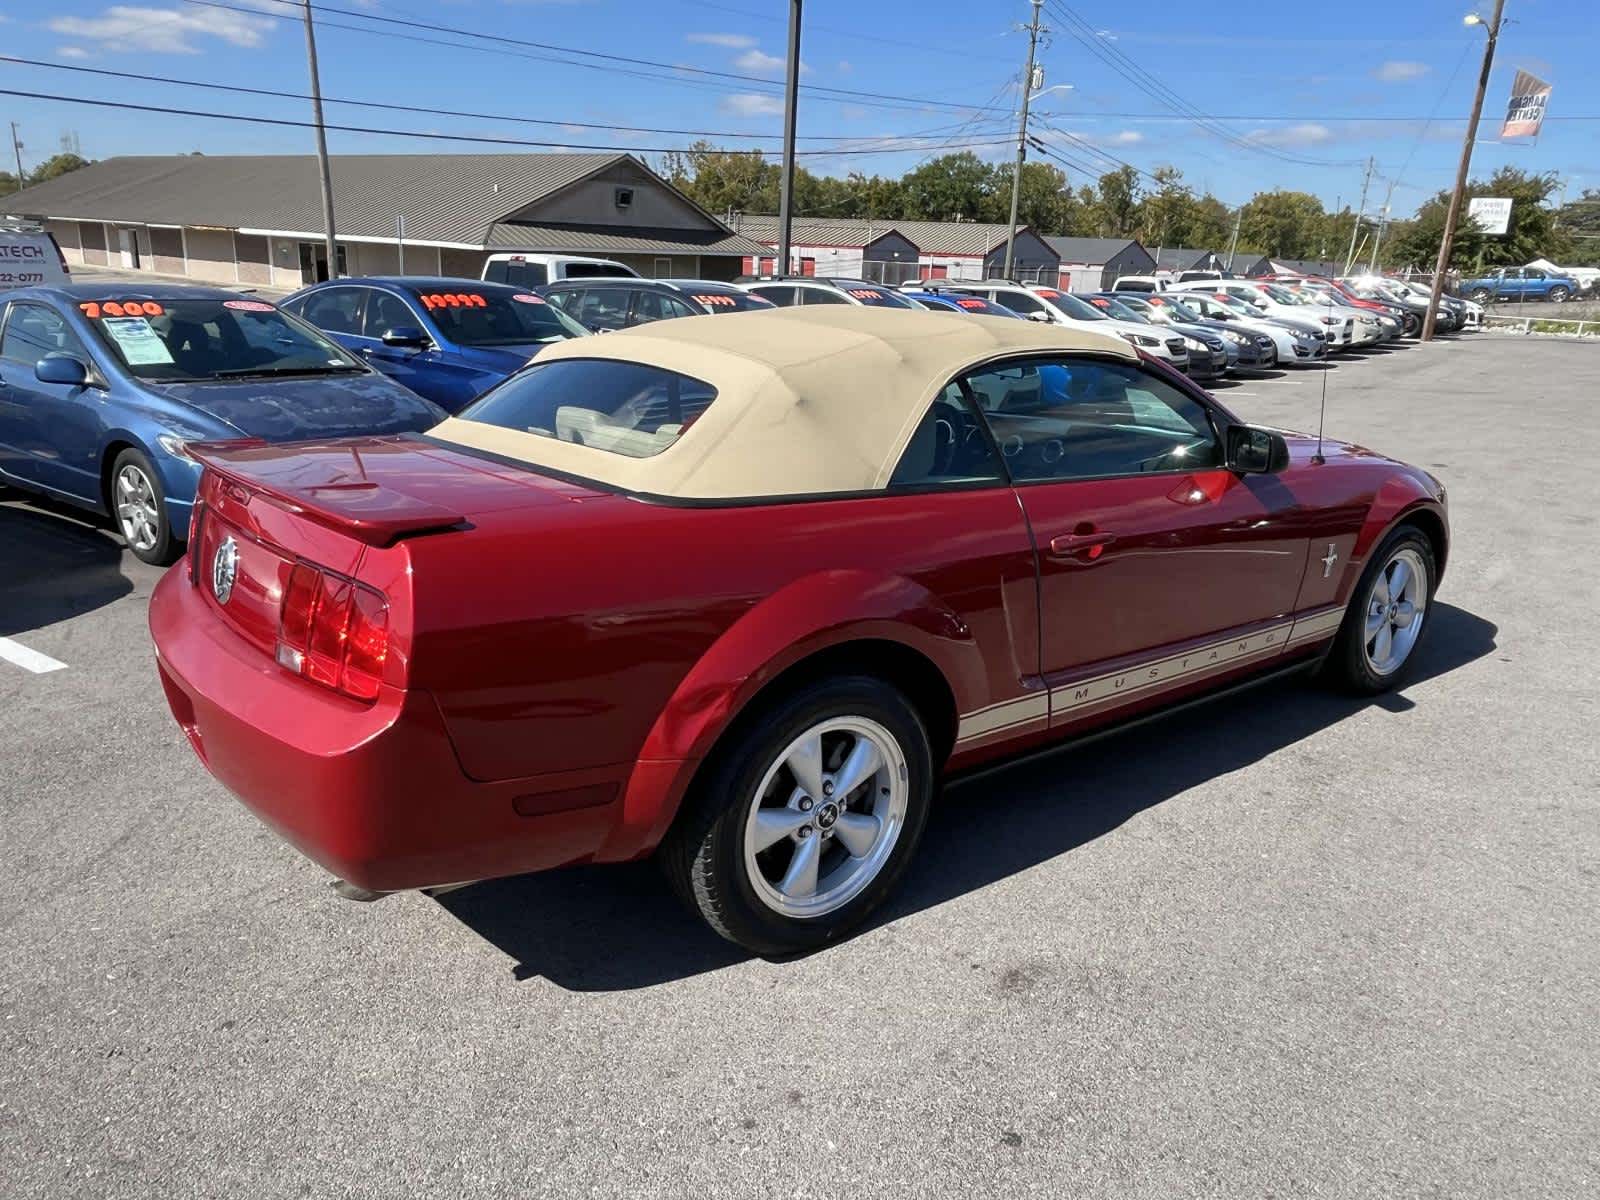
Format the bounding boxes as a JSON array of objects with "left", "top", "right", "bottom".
[{"left": 956, "top": 606, "right": 1345, "bottom": 746}]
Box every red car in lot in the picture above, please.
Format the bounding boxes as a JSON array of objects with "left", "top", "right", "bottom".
[{"left": 151, "top": 308, "right": 1448, "bottom": 954}]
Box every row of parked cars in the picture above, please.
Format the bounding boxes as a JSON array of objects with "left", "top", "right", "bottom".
[{"left": 0, "top": 248, "right": 1470, "bottom": 569}]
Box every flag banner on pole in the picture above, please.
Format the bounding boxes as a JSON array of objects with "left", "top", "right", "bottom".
[{"left": 1501, "top": 69, "right": 1552, "bottom": 139}]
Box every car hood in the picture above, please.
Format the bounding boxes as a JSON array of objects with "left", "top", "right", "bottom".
[
  {"left": 150, "top": 371, "right": 447, "bottom": 442},
  {"left": 451, "top": 342, "right": 564, "bottom": 373}
]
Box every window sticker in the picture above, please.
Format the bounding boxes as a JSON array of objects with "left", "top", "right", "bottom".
[
  {"left": 79, "top": 300, "right": 165, "bottom": 319},
  {"left": 692, "top": 294, "right": 738, "bottom": 307},
  {"left": 101, "top": 317, "right": 175, "bottom": 365},
  {"left": 420, "top": 292, "right": 490, "bottom": 310},
  {"left": 510, "top": 293, "right": 546, "bottom": 305},
  {"left": 224, "top": 299, "right": 275, "bottom": 312},
  {"left": 955, "top": 298, "right": 988, "bottom": 310}
]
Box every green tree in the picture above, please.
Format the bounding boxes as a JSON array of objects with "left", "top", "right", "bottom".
[
  {"left": 29, "top": 153, "right": 90, "bottom": 184},
  {"left": 1087, "top": 166, "right": 1142, "bottom": 238},
  {"left": 1238, "top": 189, "right": 1327, "bottom": 258},
  {"left": 1383, "top": 168, "right": 1566, "bottom": 271},
  {"left": 1555, "top": 187, "right": 1600, "bottom": 267},
  {"left": 0, "top": 171, "right": 19, "bottom": 197},
  {"left": 898, "top": 152, "right": 996, "bottom": 222},
  {"left": 984, "top": 161, "right": 1076, "bottom": 234},
  {"left": 659, "top": 141, "right": 780, "bottom": 217}
]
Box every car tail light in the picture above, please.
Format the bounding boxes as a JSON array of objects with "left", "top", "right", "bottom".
[{"left": 276, "top": 561, "right": 390, "bottom": 701}]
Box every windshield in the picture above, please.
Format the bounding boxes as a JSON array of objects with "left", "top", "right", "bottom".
[
  {"left": 837, "top": 284, "right": 917, "bottom": 308},
  {"left": 1048, "top": 292, "right": 1109, "bottom": 321},
  {"left": 1084, "top": 295, "right": 1147, "bottom": 322},
  {"left": 77, "top": 297, "right": 362, "bottom": 382},
  {"left": 947, "top": 294, "right": 1022, "bottom": 318},
  {"left": 411, "top": 286, "right": 587, "bottom": 346},
  {"left": 1156, "top": 298, "right": 1206, "bottom": 322},
  {"left": 1261, "top": 285, "right": 1303, "bottom": 304},
  {"left": 677, "top": 288, "right": 775, "bottom": 313}
]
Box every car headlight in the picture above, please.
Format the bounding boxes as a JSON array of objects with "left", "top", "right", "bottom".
[
  {"left": 1183, "top": 336, "right": 1207, "bottom": 352},
  {"left": 1121, "top": 332, "right": 1160, "bottom": 347},
  {"left": 156, "top": 434, "right": 197, "bottom": 462},
  {"left": 1318, "top": 314, "right": 1339, "bottom": 325},
  {"left": 1222, "top": 328, "right": 1248, "bottom": 345}
]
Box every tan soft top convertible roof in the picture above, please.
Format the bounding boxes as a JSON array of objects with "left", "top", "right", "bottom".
[{"left": 429, "top": 306, "right": 1136, "bottom": 499}]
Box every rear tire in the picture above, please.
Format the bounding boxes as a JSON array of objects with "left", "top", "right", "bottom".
[
  {"left": 661, "top": 675, "right": 934, "bottom": 955},
  {"left": 1323, "top": 525, "right": 1435, "bottom": 695},
  {"left": 109, "top": 448, "right": 180, "bottom": 566}
]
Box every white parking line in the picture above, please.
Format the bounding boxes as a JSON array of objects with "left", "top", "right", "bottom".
[
  {"left": 0, "top": 637, "right": 68, "bottom": 674},
  {"left": 1227, "top": 390, "right": 1258, "bottom": 397}
]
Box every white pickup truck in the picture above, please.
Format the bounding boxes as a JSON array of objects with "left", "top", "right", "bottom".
[{"left": 1527, "top": 258, "right": 1599, "bottom": 294}]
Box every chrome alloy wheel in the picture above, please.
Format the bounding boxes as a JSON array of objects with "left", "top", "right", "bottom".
[
  {"left": 742, "top": 716, "right": 909, "bottom": 919},
  {"left": 1363, "top": 546, "right": 1427, "bottom": 676},
  {"left": 115, "top": 464, "right": 161, "bottom": 553}
]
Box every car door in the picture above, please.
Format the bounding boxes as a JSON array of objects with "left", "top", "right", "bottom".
[
  {"left": 351, "top": 286, "right": 449, "bottom": 401},
  {"left": 1521, "top": 267, "right": 1546, "bottom": 299},
  {"left": 0, "top": 300, "right": 103, "bottom": 500},
  {"left": 297, "top": 286, "right": 367, "bottom": 352},
  {"left": 962, "top": 354, "right": 1311, "bottom": 732}
]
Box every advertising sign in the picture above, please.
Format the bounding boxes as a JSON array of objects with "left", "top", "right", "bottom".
[
  {"left": 1468, "top": 197, "right": 1512, "bottom": 236},
  {"left": 1501, "top": 70, "right": 1552, "bottom": 139}
]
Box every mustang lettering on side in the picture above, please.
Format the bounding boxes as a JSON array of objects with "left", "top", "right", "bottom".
[{"left": 149, "top": 308, "right": 1449, "bottom": 954}]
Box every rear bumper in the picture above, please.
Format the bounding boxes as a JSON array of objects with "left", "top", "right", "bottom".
[{"left": 150, "top": 565, "right": 629, "bottom": 891}]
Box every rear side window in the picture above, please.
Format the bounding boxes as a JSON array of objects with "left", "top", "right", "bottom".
[
  {"left": 563, "top": 263, "right": 634, "bottom": 279},
  {"left": 302, "top": 288, "right": 365, "bottom": 335},
  {"left": 487, "top": 260, "right": 549, "bottom": 288},
  {"left": 630, "top": 291, "right": 697, "bottom": 324},
  {"left": 568, "top": 288, "right": 632, "bottom": 331},
  {"left": 461, "top": 359, "right": 716, "bottom": 459},
  {"left": 800, "top": 288, "right": 849, "bottom": 306},
  {"left": 750, "top": 285, "right": 798, "bottom": 307}
]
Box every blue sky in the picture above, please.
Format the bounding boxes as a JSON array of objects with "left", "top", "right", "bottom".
[{"left": 5, "top": 0, "right": 1598, "bottom": 218}]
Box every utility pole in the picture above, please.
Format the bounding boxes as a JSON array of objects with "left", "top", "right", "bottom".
[
  {"left": 1002, "top": 0, "right": 1045, "bottom": 280},
  {"left": 10, "top": 123, "right": 24, "bottom": 187},
  {"left": 1369, "top": 179, "right": 1397, "bottom": 272},
  {"left": 775, "top": 0, "right": 802, "bottom": 278},
  {"left": 1225, "top": 207, "right": 1242, "bottom": 271},
  {"left": 1424, "top": 0, "right": 1506, "bottom": 340},
  {"left": 300, "top": 0, "right": 339, "bottom": 279},
  {"left": 1345, "top": 156, "right": 1374, "bottom": 274}
]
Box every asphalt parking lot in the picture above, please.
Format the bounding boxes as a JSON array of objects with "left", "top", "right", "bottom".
[{"left": 2, "top": 334, "right": 1596, "bottom": 1198}]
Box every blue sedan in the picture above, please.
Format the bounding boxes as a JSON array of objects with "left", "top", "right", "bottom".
[
  {"left": 281, "top": 276, "right": 588, "bottom": 412},
  {"left": 901, "top": 290, "right": 1024, "bottom": 318},
  {"left": 0, "top": 283, "right": 444, "bottom": 564}
]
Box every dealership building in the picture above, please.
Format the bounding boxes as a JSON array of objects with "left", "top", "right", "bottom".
[{"left": 1, "top": 152, "right": 768, "bottom": 287}]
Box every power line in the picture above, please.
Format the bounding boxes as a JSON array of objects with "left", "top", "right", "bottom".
[
  {"left": 183, "top": 0, "right": 1012, "bottom": 118},
  {"left": 1042, "top": 0, "right": 1364, "bottom": 168},
  {"left": 0, "top": 86, "right": 1016, "bottom": 158},
  {"left": 0, "top": 55, "right": 984, "bottom": 147}
]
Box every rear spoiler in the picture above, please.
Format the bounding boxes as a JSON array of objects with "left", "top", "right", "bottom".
[{"left": 187, "top": 440, "right": 466, "bottom": 547}]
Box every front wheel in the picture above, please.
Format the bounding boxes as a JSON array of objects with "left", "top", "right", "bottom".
[
  {"left": 1323, "top": 526, "right": 1435, "bottom": 694},
  {"left": 1547, "top": 286, "right": 1570, "bottom": 303},
  {"left": 661, "top": 676, "right": 934, "bottom": 955},
  {"left": 110, "top": 448, "right": 180, "bottom": 566}
]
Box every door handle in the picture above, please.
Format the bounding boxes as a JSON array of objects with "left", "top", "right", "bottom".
[{"left": 1048, "top": 531, "right": 1116, "bottom": 561}]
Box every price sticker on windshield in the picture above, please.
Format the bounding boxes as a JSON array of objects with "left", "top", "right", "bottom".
[
  {"left": 1034, "top": 289, "right": 1062, "bottom": 299},
  {"left": 420, "top": 292, "right": 489, "bottom": 310},
  {"left": 692, "top": 294, "right": 738, "bottom": 307},
  {"left": 223, "top": 299, "right": 275, "bottom": 312},
  {"left": 847, "top": 289, "right": 885, "bottom": 301},
  {"left": 79, "top": 300, "right": 165, "bottom": 319},
  {"left": 1089, "top": 298, "right": 1110, "bottom": 307},
  {"left": 955, "top": 298, "right": 987, "bottom": 310},
  {"left": 101, "top": 317, "right": 175, "bottom": 366},
  {"left": 510, "top": 293, "right": 546, "bottom": 305}
]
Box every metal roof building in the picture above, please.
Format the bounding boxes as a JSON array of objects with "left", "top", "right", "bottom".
[
  {"left": 731, "top": 214, "right": 1060, "bottom": 285},
  {"left": 1044, "top": 236, "right": 1156, "bottom": 290},
  {"left": 2, "top": 153, "right": 767, "bottom": 288}
]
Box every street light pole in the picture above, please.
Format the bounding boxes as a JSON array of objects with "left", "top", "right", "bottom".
[
  {"left": 1422, "top": 0, "right": 1506, "bottom": 341},
  {"left": 1003, "top": 0, "right": 1045, "bottom": 280},
  {"left": 301, "top": 0, "right": 339, "bottom": 280},
  {"left": 775, "top": 0, "right": 802, "bottom": 278}
]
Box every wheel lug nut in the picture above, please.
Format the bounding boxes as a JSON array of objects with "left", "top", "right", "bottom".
[
  {"left": 798, "top": 826, "right": 812, "bottom": 838},
  {"left": 799, "top": 797, "right": 814, "bottom": 811},
  {"left": 822, "top": 781, "right": 834, "bottom": 797}
]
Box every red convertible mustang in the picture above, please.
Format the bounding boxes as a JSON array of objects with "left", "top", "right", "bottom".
[{"left": 151, "top": 308, "right": 1447, "bottom": 953}]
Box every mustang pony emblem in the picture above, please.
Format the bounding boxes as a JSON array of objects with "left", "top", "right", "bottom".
[{"left": 1321, "top": 543, "right": 1339, "bottom": 578}]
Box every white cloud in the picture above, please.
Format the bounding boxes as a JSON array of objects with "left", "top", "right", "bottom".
[
  {"left": 57, "top": 45, "right": 91, "bottom": 59},
  {"left": 1373, "top": 60, "right": 1430, "bottom": 82},
  {"left": 734, "top": 48, "right": 783, "bottom": 74},
  {"left": 1104, "top": 130, "right": 1143, "bottom": 146},
  {"left": 719, "top": 93, "right": 785, "bottom": 117},
  {"left": 837, "top": 59, "right": 853, "bottom": 73},
  {"left": 686, "top": 32, "right": 756, "bottom": 48},
  {"left": 1247, "top": 122, "right": 1335, "bottom": 147},
  {"left": 49, "top": 6, "right": 274, "bottom": 54}
]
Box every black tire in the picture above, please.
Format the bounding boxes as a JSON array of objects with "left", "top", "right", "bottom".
[
  {"left": 1548, "top": 286, "right": 1570, "bottom": 303},
  {"left": 1322, "top": 525, "right": 1436, "bottom": 695},
  {"left": 1468, "top": 288, "right": 1492, "bottom": 304},
  {"left": 660, "top": 675, "right": 934, "bottom": 956},
  {"left": 108, "top": 447, "right": 181, "bottom": 566}
]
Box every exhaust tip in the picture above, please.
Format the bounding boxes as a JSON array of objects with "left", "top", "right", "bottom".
[{"left": 330, "top": 878, "right": 393, "bottom": 903}]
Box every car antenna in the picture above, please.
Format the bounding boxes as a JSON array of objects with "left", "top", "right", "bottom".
[{"left": 1314, "top": 279, "right": 1332, "bottom": 465}]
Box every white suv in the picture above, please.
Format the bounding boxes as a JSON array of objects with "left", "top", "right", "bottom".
[
  {"left": 959, "top": 281, "right": 1190, "bottom": 370},
  {"left": 482, "top": 253, "right": 638, "bottom": 287},
  {"left": 1172, "top": 279, "right": 1376, "bottom": 348},
  {"left": 740, "top": 277, "right": 919, "bottom": 309}
]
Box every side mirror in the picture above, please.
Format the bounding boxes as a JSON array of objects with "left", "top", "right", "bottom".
[
  {"left": 35, "top": 353, "right": 90, "bottom": 387},
  {"left": 380, "top": 326, "right": 429, "bottom": 349},
  {"left": 1026, "top": 310, "right": 1051, "bottom": 323},
  {"left": 1227, "top": 425, "right": 1290, "bottom": 475}
]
